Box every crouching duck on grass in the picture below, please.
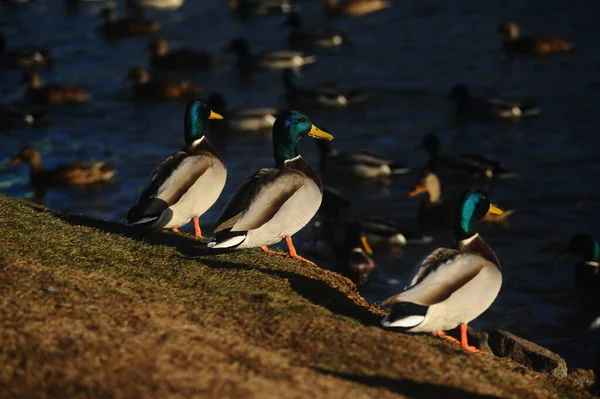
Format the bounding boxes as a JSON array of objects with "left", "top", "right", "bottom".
[
  {"left": 126, "top": 99, "right": 225, "bottom": 238},
  {"left": 380, "top": 190, "right": 504, "bottom": 353},
  {"left": 208, "top": 110, "right": 334, "bottom": 266}
]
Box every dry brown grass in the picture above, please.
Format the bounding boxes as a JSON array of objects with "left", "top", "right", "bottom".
[{"left": 0, "top": 195, "right": 591, "bottom": 398}]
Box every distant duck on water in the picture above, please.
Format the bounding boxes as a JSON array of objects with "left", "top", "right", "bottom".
[
  {"left": 9, "top": 146, "right": 116, "bottom": 197},
  {"left": 208, "top": 110, "right": 334, "bottom": 265},
  {"left": 126, "top": 99, "right": 226, "bottom": 238},
  {"left": 148, "top": 37, "right": 218, "bottom": 71},
  {"left": 557, "top": 234, "right": 600, "bottom": 314},
  {"left": 381, "top": 189, "right": 504, "bottom": 353},
  {"left": 497, "top": 22, "right": 574, "bottom": 62},
  {"left": 448, "top": 84, "right": 539, "bottom": 121},
  {"left": 98, "top": 7, "right": 160, "bottom": 39},
  {"left": 23, "top": 72, "right": 92, "bottom": 105},
  {"left": 282, "top": 12, "right": 348, "bottom": 49},
  {"left": 207, "top": 92, "right": 277, "bottom": 132},
  {"left": 282, "top": 68, "right": 367, "bottom": 108},
  {"left": 422, "top": 134, "right": 518, "bottom": 180},
  {"left": 320, "top": 0, "right": 390, "bottom": 18},
  {"left": 226, "top": 38, "right": 317, "bottom": 80},
  {"left": 123, "top": 66, "right": 202, "bottom": 101},
  {"left": 0, "top": 34, "right": 53, "bottom": 71},
  {"left": 230, "top": 0, "right": 298, "bottom": 19}
]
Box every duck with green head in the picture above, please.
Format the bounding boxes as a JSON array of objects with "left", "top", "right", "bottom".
[
  {"left": 127, "top": 99, "right": 225, "bottom": 238},
  {"left": 381, "top": 189, "right": 504, "bottom": 353},
  {"left": 208, "top": 110, "right": 333, "bottom": 265},
  {"left": 557, "top": 234, "right": 600, "bottom": 313}
]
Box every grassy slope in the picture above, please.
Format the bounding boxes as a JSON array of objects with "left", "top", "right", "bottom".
[{"left": 0, "top": 195, "right": 590, "bottom": 399}]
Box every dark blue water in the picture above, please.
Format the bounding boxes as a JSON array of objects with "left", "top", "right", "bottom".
[{"left": 2, "top": 0, "right": 600, "bottom": 368}]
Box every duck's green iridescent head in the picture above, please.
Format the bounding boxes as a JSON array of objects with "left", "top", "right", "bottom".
[
  {"left": 272, "top": 110, "right": 333, "bottom": 167},
  {"left": 454, "top": 189, "right": 504, "bottom": 241},
  {"left": 184, "top": 99, "right": 223, "bottom": 144},
  {"left": 558, "top": 234, "right": 600, "bottom": 262}
]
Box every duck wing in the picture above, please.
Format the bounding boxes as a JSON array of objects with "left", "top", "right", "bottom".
[
  {"left": 382, "top": 249, "right": 487, "bottom": 307},
  {"left": 127, "top": 151, "right": 211, "bottom": 225},
  {"left": 212, "top": 168, "right": 307, "bottom": 238}
]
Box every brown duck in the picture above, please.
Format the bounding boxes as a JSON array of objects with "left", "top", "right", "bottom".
[
  {"left": 99, "top": 7, "right": 161, "bottom": 39},
  {"left": 497, "top": 22, "right": 574, "bottom": 60},
  {"left": 24, "top": 72, "right": 92, "bottom": 105},
  {"left": 148, "top": 37, "right": 218, "bottom": 71},
  {"left": 124, "top": 67, "right": 202, "bottom": 100},
  {"left": 9, "top": 146, "right": 117, "bottom": 196},
  {"left": 408, "top": 172, "right": 514, "bottom": 227},
  {"left": 321, "top": 0, "right": 390, "bottom": 18}
]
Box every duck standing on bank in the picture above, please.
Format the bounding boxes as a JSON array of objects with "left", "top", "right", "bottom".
[
  {"left": 126, "top": 99, "right": 225, "bottom": 238},
  {"left": 208, "top": 110, "right": 334, "bottom": 265},
  {"left": 9, "top": 146, "right": 116, "bottom": 198},
  {"left": 381, "top": 190, "right": 504, "bottom": 353},
  {"left": 557, "top": 234, "right": 600, "bottom": 314}
]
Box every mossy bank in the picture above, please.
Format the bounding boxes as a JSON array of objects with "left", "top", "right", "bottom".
[{"left": 0, "top": 195, "right": 592, "bottom": 398}]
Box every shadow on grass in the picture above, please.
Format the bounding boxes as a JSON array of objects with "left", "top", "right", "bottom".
[
  {"left": 313, "top": 368, "right": 502, "bottom": 399},
  {"left": 38, "top": 205, "right": 380, "bottom": 326},
  {"left": 199, "top": 257, "right": 381, "bottom": 327}
]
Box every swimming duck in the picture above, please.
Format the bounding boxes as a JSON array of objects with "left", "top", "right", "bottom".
[
  {"left": 230, "top": 0, "right": 298, "bottom": 19},
  {"left": 497, "top": 22, "right": 574, "bottom": 61},
  {"left": 226, "top": 38, "right": 317, "bottom": 80},
  {"left": 9, "top": 146, "right": 116, "bottom": 197},
  {"left": 98, "top": 7, "right": 161, "bottom": 39},
  {"left": 283, "top": 69, "right": 367, "bottom": 108},
  {"left": 0, "top": 34, "right": 53, "bottom": 71},
  {"left": 318, "top": 185, "right": 433, "bottom": 248},
  {"left": 316, "top": 139, "right": 410, "bottom": 179},
  {"left": 381, "top": 189, "right": 504, "bottom": 353},
  {"left": 557, "top": 234, "right": 600, "bottom": 313},
  {"left": 23, "top": 72, "right": 92, "bottom": 105},
  {"left": 124, "top": 66, "right": 202, "bottom": 100},
  {"left": 321, "top": 0, "right": 390, "bottom": 18},
  {"left": 409, "top": 172, "right": 513, "bottom": 227},
  {"left": 207, "top": 110, "right": 333, "bottom": 265},
  {"left": 207, "top": 92, "right": 277, "bottom": 132},
  {"left": 126, "top": 99, "right": 225, "bottom": 238},
  {"left": 448, "top": 84, "right": 540, "bottom": 121},
  {"left": 282, "top": 12, "right": 348, "bottom": 49},
  {"left": 148, "top": 37, "right": 218, "bottom": 71},
  {"left": 0, "top": 102, "right": 48, "bottom": 130},
  {"left": 422, "top": 134, "right": 518, "bottom": 180},
  {"left": 127, "top": 0, "right": 184, "bottom": 10},
  {"left": 311, "top": 221, "right": 376, "bottom": 284}
]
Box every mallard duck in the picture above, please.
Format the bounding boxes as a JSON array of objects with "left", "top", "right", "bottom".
[
  {"left": 381, "top": 189, "right": 504, "bottom": 353},
  {"left": 321, "top": 0, "right": 390, "bottom": 18},
  {"left": 448, "top": 85, "right": 540, "bottom": 121},
  {"left": 23, "top": 72, "right": 92, "bottom": 105},
  {"left": 557, "top": 234, "right": 600, "bottom": 313},
  {"left": 98, "top": 7, "right": 160, "bottom": 39},
  {"left": 127, "top": 0, "right": 184, "bottom": 10},
  {"left": 230, "top": 0, "right": 298, "bottom": 19},
  {"left": 123, "top": 66, "right": 202, "bottom": 100},
  {"left": 9, "top": 146, "right": 116, "bottom": 197},
  {"left": 318, "top": 185, "right": 433, "bottom": 247},
  {"left": 311, "top": 221, "right": 376, "bottom": 284},
  {"left": 422, "top": 134, "right": 518, "bottom": 179},
  {"left": 497, "top": 22, "right": 574, "bottom": 60},
  {"left": 409, "top": 172, "right": 513, "bottom": 227},
  {"left": 0, "top": 102, "right": 48, "bottom": 130},
  {"left": 207, "top": 92, "right": 277, "bottom": 132},
  {"left": 0, "top": 34, "right": 53, "bottom": 70},
  {"left": 316, "top": 139, "right": 409, "bottom": 179},
  {"left": 283, "top": 69, "right": 367, "bottom": 108},
  {"left": 207, "top": 110, "right": 334, "bottom": 265},
  {"left": 126, "top": 99, "right": 225, "bottom": 238},
  {"left": 148, "top": 37, "right": 218, "bottom": 71},
  {"left": 282, "top": 12, "right": 348, "bottom": 49},
  {"left": 226, "top": 38, "right": 317, "bottom": 80}
]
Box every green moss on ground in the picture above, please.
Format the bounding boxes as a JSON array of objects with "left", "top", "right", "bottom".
[{"left": 0, "top": 195, "right": 591, "bottom": 398}]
